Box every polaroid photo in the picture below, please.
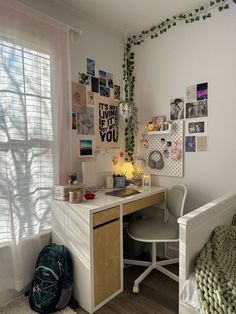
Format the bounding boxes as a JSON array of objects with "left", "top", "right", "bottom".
[
  {"left": 77, "top": 136, "right": 95, "bottom": 158},
  {"left": 87, "top": 58, "right": 95, "bottom": 76},
  {"left": 186, "top": 118, "right": 207, "bottom": 136},
  {"left": 77, "top": 106, "right": 94, "bottom": 135},
  {"left": 170, "top": 98, "right": 184, "bottom": 120}
]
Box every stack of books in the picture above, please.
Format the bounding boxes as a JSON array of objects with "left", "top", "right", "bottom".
[{"left": 54, "top": 184, "right": 84, "bottom": 201}]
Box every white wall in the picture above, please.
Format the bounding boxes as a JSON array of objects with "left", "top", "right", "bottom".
[{"left": 134, "top": 6, "right": 236, "bottom": 211}]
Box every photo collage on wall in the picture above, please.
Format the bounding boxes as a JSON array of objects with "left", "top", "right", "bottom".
[
  {"left": 169, "top": 82, "right": 208, "bottom": 153},
  {"left": 72, "top": 58, "right": 121, "bottom": 157},
  {"left": 185, "top": 82, "right": 208, "bottom": 152}
]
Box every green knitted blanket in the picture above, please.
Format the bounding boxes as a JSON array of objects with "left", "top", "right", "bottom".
[{"left": 195, "top": 214, "right": 236, "bottom": 314}]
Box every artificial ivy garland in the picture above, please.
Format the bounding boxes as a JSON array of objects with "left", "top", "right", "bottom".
[{"left": 121, "top": 0, "right": 233, "bottom": 161}]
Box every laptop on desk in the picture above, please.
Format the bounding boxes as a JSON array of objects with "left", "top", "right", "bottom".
[{"left": 105, "top": 188, "right": 140, "bottom": 198}]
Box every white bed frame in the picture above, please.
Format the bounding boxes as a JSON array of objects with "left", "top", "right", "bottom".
[{"left": 178, "top": 192, "right": 236, "bottom": 314}]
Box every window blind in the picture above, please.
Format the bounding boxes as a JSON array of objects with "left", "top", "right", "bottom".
[{"left": 0, "top": 38, "right": 53, "bottom": 245}]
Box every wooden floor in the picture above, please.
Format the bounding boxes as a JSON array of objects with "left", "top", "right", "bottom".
[{"left": 75, "top": 265, "right": 178, "bottom": 314}]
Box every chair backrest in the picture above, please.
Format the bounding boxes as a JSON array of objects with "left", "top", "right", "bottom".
[{"left": 166, "top": 184, "right": 187, "bottom": 219}]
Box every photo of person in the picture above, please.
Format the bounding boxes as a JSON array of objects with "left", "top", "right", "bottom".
[
  {"left": 72, "top": 82, "right": 86, "bottom": 113},
  {"left": 87, "top": 58, "right": 95, "bottom": 76},
  {"left": 188, "top": 121, "right": 205, "bottom": 134},
  {"left": 87, "top": 91, "right": 94, "bottom": 105},
  {"left": 186, "top": 100, "right": 208, "bottom": 118},
  {"left": 77, "top": 106, "right": 94, "bottom": 135},
  {"left": 170, "top": 98, "right": 184, "bottom": 120},
  {"left": 114, "top": 85, "right": 120, "bottom": 99},
  {"left": 78, "top": 72, "right": 90, "bottom": 85}
]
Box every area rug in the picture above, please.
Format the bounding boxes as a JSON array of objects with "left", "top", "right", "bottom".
[{"left": 0, "top": 296, "right": 76, "bottom": 314}]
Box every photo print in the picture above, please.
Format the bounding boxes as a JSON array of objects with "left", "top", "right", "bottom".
[
  {"left": 186, "top": 118, "right": 207, "bottom": 135},
  {"left": 114, "top": 85, "right": 121, "bottom": 100},
  {"left": 186, "top": 85, "right": 197, "bottom": 102},
  {"left": 197, "top": 82, "right": 208, "bottom": 100},
  {"left": 72, "top": 82, "right": 86, "bottom": 113},
  {"left": 186, "top": 100, "right": 208, "bottom": 119},
  {"left": 99, "top": 70, "right": 106, "bottom": 79},
  {"left": 77, "top": 106, "right": 94, "bottom": 135},
  {"left": 87, "top": 58, "right": 95, "bottom": 76},
  {"left": 170, "top": 98, "right": 184, "bottom": 120},
  {"left": 185, "top": 136, "right": 196, "bottom": 152},
  {"left": 78, "top": 72, "right": 90, "bottom": 85},
  {"left": 77, "top": 137, "right": 94, "bottom": 158},
  {"left": 100, "top": 86, "right": 110, "bottom": 98},
  {"left": 107, "top": 73, "right": 114, "bottom": 88},
  {"left": 87, "top": 91, "right": 94, "bottom": 105},
  {"left": 197, "top": 136, "right": 207, "bottom": 152},
  {"left": 99, "top": 77, "right": 107, "bottom": 86},
  {"left": 72, "top": 112, "right": 77, "bottom": 130},
  {"left": 91, "top": 76, "right": 99, "bottom": 93}
]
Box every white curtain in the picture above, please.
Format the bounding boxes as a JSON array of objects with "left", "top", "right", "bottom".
[{"left": 0, "top": 1, "right": 70, "bottom": 292}]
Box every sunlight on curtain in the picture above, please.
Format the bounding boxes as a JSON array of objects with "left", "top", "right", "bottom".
[
  {"left": 0, "top": 1, "right": 70, "bottom": 292},
  {"left": 0, "top": 39, "right": 53, "bottom": 245}
]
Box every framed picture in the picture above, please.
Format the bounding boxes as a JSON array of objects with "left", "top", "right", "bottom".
[
  {"left": 77, "top": 136, "right": 95, "bottom": 158},
  {"left": 185, "top": 118, "right": 207, "bottom": 136}
]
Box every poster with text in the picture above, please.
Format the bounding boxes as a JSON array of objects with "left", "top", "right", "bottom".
[{"left": 95, "top": 96, "right": 120, "bottom": 149}]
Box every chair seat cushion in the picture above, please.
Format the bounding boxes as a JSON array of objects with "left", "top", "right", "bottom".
[{"left": 128, "top": 218, "right": 178, "bottom": 241}]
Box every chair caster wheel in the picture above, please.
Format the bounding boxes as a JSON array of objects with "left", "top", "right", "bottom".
[{"left": 133, "top": 285, "right": 139, "bottom": 294}]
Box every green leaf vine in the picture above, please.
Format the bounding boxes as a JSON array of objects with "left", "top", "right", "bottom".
[{"left": 121, "top": 0, "right": 231, "bottom": 162}]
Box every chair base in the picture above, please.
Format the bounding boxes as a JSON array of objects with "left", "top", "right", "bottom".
[{"left": 130, "top": 243, "right": 179, "bottom": 294}]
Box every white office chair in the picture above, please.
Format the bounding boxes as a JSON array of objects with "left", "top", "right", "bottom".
[{"left": 127, "top": 184, "right": 187, "bottom": 293}]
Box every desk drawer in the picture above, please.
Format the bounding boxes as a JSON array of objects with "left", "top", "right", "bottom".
[
  {"left": 93, "top": 206, "right": 120, "bottom": 227},
  {"left": 123, "top": 192, "right": 165, "bottom": 216}
]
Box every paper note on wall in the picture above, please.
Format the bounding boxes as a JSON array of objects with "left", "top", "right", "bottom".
[{"left": 82, "top": 161, "right": 98, "bottom": 188}]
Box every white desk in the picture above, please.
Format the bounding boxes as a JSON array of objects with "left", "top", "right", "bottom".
[{"left": 51, "top": 186, "right": 166, "bottom": 313}]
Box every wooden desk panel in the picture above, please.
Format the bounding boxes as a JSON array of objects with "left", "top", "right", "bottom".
[
  {"left": 122, "top": 192, "right": 165, "bottom": 216},
  {"left": 93, "top": 206, "right": 120, "bottom": 227}
]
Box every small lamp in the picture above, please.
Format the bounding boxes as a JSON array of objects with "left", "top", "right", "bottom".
[{"left": 121, "top": 162, "right": 134, "bottom": 180}]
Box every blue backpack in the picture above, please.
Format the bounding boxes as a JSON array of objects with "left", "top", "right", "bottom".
[{"left": 29, "top": 243, "right": 74, "bottom": 313}]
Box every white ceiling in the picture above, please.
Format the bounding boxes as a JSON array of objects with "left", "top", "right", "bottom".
[{"left": 57, "top": 0, "right": 208, "bottom": 35}]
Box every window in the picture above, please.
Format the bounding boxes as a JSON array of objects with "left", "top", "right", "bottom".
[{"left": 0, "top": 37, "right": 53, "bottom": 245}]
